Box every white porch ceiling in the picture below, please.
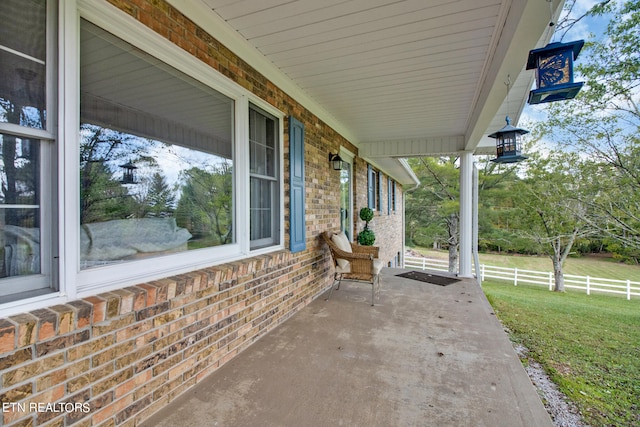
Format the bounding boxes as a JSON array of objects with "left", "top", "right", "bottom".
[{"left": 167, "top": 0, "right": 561, "bottom": 184}]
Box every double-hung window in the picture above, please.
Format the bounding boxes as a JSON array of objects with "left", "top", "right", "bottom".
[
  {"left": 249, "top": 106, "right": 280, "bottom": 249},
  {"left": 0, "top": 0, "right": 57, "bottom": 302}
]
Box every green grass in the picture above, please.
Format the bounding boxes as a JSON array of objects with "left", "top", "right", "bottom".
[
  {"left": 483, "top": 281, "right": 640, "bottom": 426},
  {"left": 410, "top": 247, "right": 640, "bottom": 282}
]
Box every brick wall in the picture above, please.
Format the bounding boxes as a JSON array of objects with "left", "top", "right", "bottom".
[
  {"left": 0, "top": 1, "right": 407, "bottom": 425},
  {"left": 352, "top": 158, "right": 405, "bottom": 265},
  {"left": 0, "top": 251, "right": 328, "bottom": 426}
]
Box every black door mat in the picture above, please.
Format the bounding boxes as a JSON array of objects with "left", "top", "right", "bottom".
[{"left": 396, "top": 271, "right": 461, "bottom": 286}]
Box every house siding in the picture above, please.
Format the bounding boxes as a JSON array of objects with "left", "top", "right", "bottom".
[{"left": 0, "top": 1, "right": 406, "bottom": 426}]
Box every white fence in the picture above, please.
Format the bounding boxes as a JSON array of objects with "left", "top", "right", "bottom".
[{"left": 404, "top": 255, "right": 640, "bottom": 300}]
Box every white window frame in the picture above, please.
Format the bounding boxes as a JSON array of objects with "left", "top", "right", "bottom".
[
  {"left": 339, "top": 148, "right": 355, "bottom": 241},
  {"left": 248, "top": 104, "right": 283, "bottom": 250},
  {"left": 0, "top": 0, "right": 58, "bottom": 304},
  {"left": 0, "top": 0, "right": 284, "bottom": 316}
]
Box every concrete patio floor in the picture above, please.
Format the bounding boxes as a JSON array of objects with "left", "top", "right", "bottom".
[{"left": 141, "top": 268, "right": 553, "bottom": 427}]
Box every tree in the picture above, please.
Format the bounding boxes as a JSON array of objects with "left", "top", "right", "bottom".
[
  {"left": 79, "top": 125, "right": 141, "bottom": 223},
  {"left": 142, "top": 172, "right": 176, "bottom": 218},
  {"left": 541, "top": 0, "right": 640, "bottom": 254},
  {"left": 512, "top": 149, "right": 593, "bottom": 291},
  {"left": 406, "top": 157, "right": 460, "bottom": 272},
  {"left": 406, "top": 156, "right": 532, "bottom": 269},
  {"left": 80, "top": 158, "right": 134, "bottom": 223},
  {"left": 475, "top": 157, "right": 534, "bottom": 254},
  {"left": 175, "top": 163, "right": 233, "bottom": 247}
]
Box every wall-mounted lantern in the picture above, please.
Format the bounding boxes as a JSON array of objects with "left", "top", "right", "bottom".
[
  {"left": 329, "top": 152, "right": 343, "bottom": 171},
  {"left": 526, "top": 40, "right": 584, "bottom": 104},
  {"left": 119, "top": 160, "right": 138, "bottom": 184},
  {"left": 489, "top": 116, "right": 529, "bottom": 163}
]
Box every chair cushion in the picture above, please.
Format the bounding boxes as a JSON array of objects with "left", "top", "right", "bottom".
[
  {"left": 372, "top": 259, "right": 383, "bottom": 275},
  {"left": 331, "top": 232, "right": 352, "bottom": 269},
  {"left": 335, "top": 262, "right": 351, "bottom": 274}
]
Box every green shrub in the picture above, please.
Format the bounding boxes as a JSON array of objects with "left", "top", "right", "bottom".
[
  {"left": 357, "top": 207, "right": 375, "bottom": 245},
  {"left": 359, "top": 207, "right": 374, "bottom": 222},
  {"left": 357, "top": 228, "right": 376, "bottom": 246}
]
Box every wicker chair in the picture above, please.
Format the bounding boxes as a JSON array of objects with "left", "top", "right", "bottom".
[{"left": 322, "top": 231, "right": 383, "bottom": 306}]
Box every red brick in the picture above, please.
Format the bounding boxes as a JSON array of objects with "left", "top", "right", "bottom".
[
  {"left": 2, "top": 353, "right": 65, "bottom": 387},
  {"left": 125, "top": 286, "right": 148, "bottom": 311},
  {"left": 114, "top": 370, "right": 152, "bottom": 399},
  {"left": 0, "top": 319, "right": 16, "bottom": 352},
  {"left": 112, "top": 289, "right": 135, "bottom": 314},
  {"left": 138, "top": 283, "right": 158, "bottom": 307},
  {"left": 84, "top": 296, "right": 106, "bottom": 324},
  {"left": 9, "top": 313, "right": 37, "bottom": 348},
  {"left": 67, "top": 300, "right": 93, "bottom": 329},
  {"left": 49, "top": 304, "right": 75, "bottom": 334},
  {"left": 0, "top": 2, "right": 408, "bottom": 427},
  {"left": 101, "top": 292, "right": 122, "bottom": 319},
  {"left": 30, "top": 309, "right": 58, "bottom": 341}
]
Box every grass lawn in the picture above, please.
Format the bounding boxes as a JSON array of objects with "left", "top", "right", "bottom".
[
  {"left": 410, "top": 246, "right": 640, "bottom": 282},
  {"left": 483, "top": 281, "right": 640, "bottom": 426}
]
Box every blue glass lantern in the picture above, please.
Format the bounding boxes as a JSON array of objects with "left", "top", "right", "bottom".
[
  {"left": 489, "top": 116, "right": 529, "bottom": 163},
  {"left": 526, "top": 40, "right": 584, "bottom": 104}
]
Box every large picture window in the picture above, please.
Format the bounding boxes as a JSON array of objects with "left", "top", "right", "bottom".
[{"left": 79, "top": 20, "right": 235, "bottom": 268}]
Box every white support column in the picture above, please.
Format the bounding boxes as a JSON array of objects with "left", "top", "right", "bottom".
[
  {"left": 459, "top": 151, "right": 474, "bottom": 277},
  {"left": 472, "top": 162, "right": 481, "bottom": 285}
]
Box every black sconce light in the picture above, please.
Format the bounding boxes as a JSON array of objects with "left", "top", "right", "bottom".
[
  {"left": 120, "top": 160, "right": 138, "bottom": 184},
  {"left": 526, "top": 40, "right": 584, "bottom": 104},
  {"left": 329, "top": 152, "right": 343, "bottom": 171},
  {"left": 489, "top": 116, "right": 529, "bottom": 164}
]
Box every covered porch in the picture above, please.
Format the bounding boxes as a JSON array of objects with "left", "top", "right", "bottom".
[
  {"left": 167, "top": 0, "right": 565, "bottom": 278},
  {"left": 141, "top": 269, "right": 552, "bottom": 427}
]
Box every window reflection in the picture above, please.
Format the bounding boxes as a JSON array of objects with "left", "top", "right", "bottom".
[
  {"left": 0, "top": 0, "right": 48, "bottom": 130},
  {"left": 1, "top": 134, "right": 41, "bottom": 278},
  {"left": 79, "top": 125, "right": 233, "bottom": 268}
]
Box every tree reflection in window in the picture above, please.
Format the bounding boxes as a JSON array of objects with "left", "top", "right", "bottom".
[{"left": 79, "top": 124, "right": 233, "bottom": 268}]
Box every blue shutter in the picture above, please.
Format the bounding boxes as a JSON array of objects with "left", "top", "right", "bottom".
[
  {"left": 289, "top": 117, "right": 306, "bottom": 253},
  {"left": 393, "top": 180, "right": 397, "bottom": 211},
  {"left": 378, "top": 171, "right": 383, "bottom": 212},
  {"left": 367, "top": 165, "right": 375, "bottom": 209},
  {"left": 387, "top": 177, "right": 392, "bottom": 215}
]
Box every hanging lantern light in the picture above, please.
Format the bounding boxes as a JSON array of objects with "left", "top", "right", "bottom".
[
  {"left": 526, "top": 40, "right": 584, "bottom": 104},
  {"left": 489, "top": 116, "right": 529, "bottom": 164},
  {"left": 489, "top": 75, "right": 529, "bottom": 163},
  {"left": 119, "top": 160, "right": 138, "bottom": 184}
]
